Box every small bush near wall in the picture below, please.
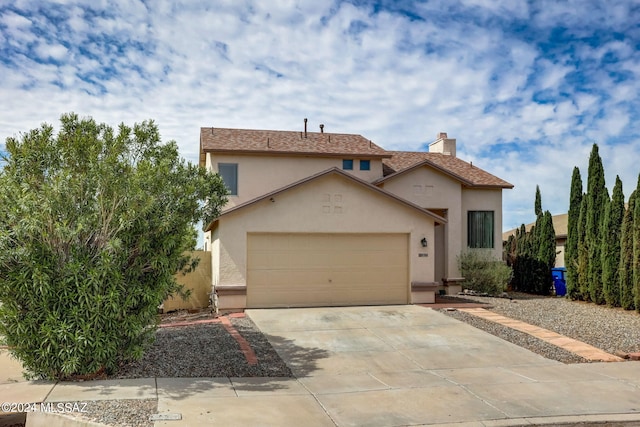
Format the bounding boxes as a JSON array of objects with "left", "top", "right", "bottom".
[{"left": 457, "top": 250, "right": 512, "bottom": 295}]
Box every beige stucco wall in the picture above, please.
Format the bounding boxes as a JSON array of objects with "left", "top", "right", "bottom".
[
  {"left": 461, "top": 188, "right": 504, "bottom": 260},
  {"left": 207, "top": 153, "right": 384, "bottom": 209},
  {"left": 378, "top": 167, "right": 463, "bottom": 278},
  {"left": 163, "top": 251, "right": 212, "bottom": 311},
  {"left": 215, "top": 173, "right": 435, "bottom": 294},
  {"left": 555, "top": 237, "right": 566, "bottom": 268}
]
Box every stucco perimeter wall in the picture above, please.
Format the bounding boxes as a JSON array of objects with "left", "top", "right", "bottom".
[
  {"left": 216, "top": 173, "right": 435, "bottom": 299},
  {"left": 162, "top": 251, "right": 212, "bottom": 311},
  {"left": 461, "top": 188, "right": 503, "bottom": 260},
  {"left": 207, "top": 153, "right": 384, "bottom": 209},
  {"left": 378, "top": 167, "right": 463, "bottom": 278}
]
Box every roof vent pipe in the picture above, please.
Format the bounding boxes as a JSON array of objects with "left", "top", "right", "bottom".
[
  {"left": 304, "top": 118, "right": 308, "bottom": 138},
  {"left": 320, "top": 124, "right": 324, "bottom": 134}
]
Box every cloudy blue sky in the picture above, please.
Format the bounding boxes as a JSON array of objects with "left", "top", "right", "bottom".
[{"left": 1, "top": 0, "right": 639, "bottom": 233}]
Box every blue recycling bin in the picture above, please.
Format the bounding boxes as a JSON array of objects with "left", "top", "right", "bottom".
[{"left": 551, "top": 268, "right": 567, "bottom": 296}]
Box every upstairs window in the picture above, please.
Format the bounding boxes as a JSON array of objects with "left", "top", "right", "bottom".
[
  {"left": 468, "top": 211, "right": 494, "bottom": 248},
  {"left": 218, "top": 163, "right": 238, "bottom": 195},
  {"left": 342, "top": 159, "right": 354, "bottom": 170},
  {"left": 359, "top": 160, "right": 370, "bottom": 171}
]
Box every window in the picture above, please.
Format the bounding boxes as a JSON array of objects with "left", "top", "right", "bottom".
[
  {"left": 342, "top": 159, "right": 354, "bottom": 170},
  {"left": 468, "top": 211, "right": 494, "bottom": 248},
  {"left": 359, "top": 160, "right": 370, "bottom": 170},
  {"left": 218, "top": 163, "right": 238, "bottom": 195}
]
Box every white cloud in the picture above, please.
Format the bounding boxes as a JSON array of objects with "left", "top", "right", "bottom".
[
  {"left": 34, "top": 42, "right": 68, "bottom": 61},
  {"left": 0, "top": 9, "right": 31, "bottom": 29}
]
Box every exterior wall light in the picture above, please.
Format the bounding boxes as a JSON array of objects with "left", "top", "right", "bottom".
[{"left": 420, "top": 237, "right": 428, "bottom": 247}]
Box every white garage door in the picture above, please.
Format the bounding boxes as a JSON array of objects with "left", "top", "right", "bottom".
[{"left": 247, "top": 233, "right": 409, "bottom": 308}]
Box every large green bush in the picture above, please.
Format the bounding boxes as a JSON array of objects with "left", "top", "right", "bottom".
[
  {"left": 457, "top": 250, "right": 512, "bottom": 295},
  {"left": 0, "top": 113, "right": 227, "bottom": 379}
]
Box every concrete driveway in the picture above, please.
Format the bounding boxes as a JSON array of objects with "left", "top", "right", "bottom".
[{"left": 245, "top": 305, "right": 640, "bottom": 427}]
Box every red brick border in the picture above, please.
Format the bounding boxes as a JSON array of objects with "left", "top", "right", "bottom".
[{"left": 220, "top": 317, "right": 258, "bottom": 365}]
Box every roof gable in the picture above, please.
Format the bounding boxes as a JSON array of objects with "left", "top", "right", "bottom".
[
  {"left": 200, "top": 127, "right": 389, "bottom": 165},
  {"left": 378, "top": 151, "right": 513, "bottom": 189},
  {"left": 205, "top": 167, "right": 447, "bottom": 231}
]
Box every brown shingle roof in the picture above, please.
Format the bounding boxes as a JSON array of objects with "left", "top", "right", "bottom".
[
  {"left": 379, "top": 151, "right": 514, "bottom": 189},
  {"left": 200, "top": 127, "right": 389, "bottom": 165}
]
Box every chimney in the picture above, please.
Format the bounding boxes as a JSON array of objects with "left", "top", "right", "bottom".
[
  {"left": 320, "top": 124, "right": 324, "bottom": 134},
  {"left": 428, "top": 131, "right": 456, "bottom": 157},
  {"left": 304, "top": 118, "right": 308, "bottom": 138}
]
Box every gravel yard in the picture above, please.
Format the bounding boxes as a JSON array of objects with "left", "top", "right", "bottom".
[
  {"left": 112, "top": 317, "right": 292, "bottom": 379},
  {"left": 439, "top": 293, "right": 640, "bottom": 362}
]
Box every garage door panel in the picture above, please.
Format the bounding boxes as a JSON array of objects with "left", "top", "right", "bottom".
[
  {"left": 247, "top": 233, "right": 408, "bottom": 308},
  {"left": 330, "top": 268, "right": 405, "bottom": 287}
]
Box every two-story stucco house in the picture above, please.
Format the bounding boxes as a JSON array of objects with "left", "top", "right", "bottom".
[{"left": 200, "top": 125, "right": 513, "bottom": 309}]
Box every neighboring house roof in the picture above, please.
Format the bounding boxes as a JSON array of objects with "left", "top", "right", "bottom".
[
  {"left": 502, "top": 213, "right": 568, "bottom": 241},
  {"left": 377, "top": 151, "right": 514, "bottom": 189},
  {"left": 200, "top": 127, "right": 390, "bottom": 165},
  {"left": 205, "top": 167, "right": 447, "bottom": 231}
]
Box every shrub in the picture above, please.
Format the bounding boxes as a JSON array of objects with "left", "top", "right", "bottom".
[
  {"left": 457, "top": 250, "right": 512, "bottom": 295},
  {"left": 0, "top": 114, "right": 227, "bottom": 379}
]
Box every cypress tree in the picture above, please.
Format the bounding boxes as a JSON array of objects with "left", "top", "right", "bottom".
[
  {"left": 634, "top": 175, "right": 640, "bottom": 312},
  {"left": 566, "top": 167, "right": 583, "bottom": 300},
  {"left": 537, "top": 210, "right": 556, "bottom": 295},
  {"left": 534, "top": 185, "right": 542, "bottom": 217},
  {"left": 513, "top": 224, "right": 527, "bottom": 291},
  {"left": 602, "top": 176, "right": 624, "bottom": 307},
  {"left": 577, "top": 197, "right": 589, "bottom": 300},
  {"left": 586, "top": 144, "right": 608, "bottom": 304},
  {"left": 540, "top": 211, "right": 556, "bottom": 266},
  {"left": 510, "top": 186, "right": 555, "bottom": 295},
  {"left": 620, "top": 190, "right": 636, "bottom": 310}
]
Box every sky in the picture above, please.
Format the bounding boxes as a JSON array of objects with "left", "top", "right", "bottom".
[{"left": 1, "top": 0, "right": 640, "bottom": 234}]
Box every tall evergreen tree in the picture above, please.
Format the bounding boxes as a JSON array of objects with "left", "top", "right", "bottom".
[
  {"left": 539, "top": 211, "right": 556, "bottom": 266},
  {"left": 602, "top": 176, "right": 624, "bottom": 307},
  {"left": 586, "top": 144, "right": 608, "bottom": 304},
  {"left": 510, "top": 187, "right": 555, "bottom": 295},
  {"left": 566, "top": 167, "right": 583, "bottom": 300},
  {"left": 620, "top": 190, "right": 636, "bottom": 310},
  {"left": 537, "top": 210, "right": 556, "bottom": 295},
  {"left": 577, "top": 197, "right": 589, "bottom": 300},
  {"left": 534, "top": 185, "right": 542, "bottom": 217},
  {"left": 634, "top": 175, "right": 640, "bottom": 312},
  {"left": 513, "top": 224, "right": 528, "bottom": 291}
]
